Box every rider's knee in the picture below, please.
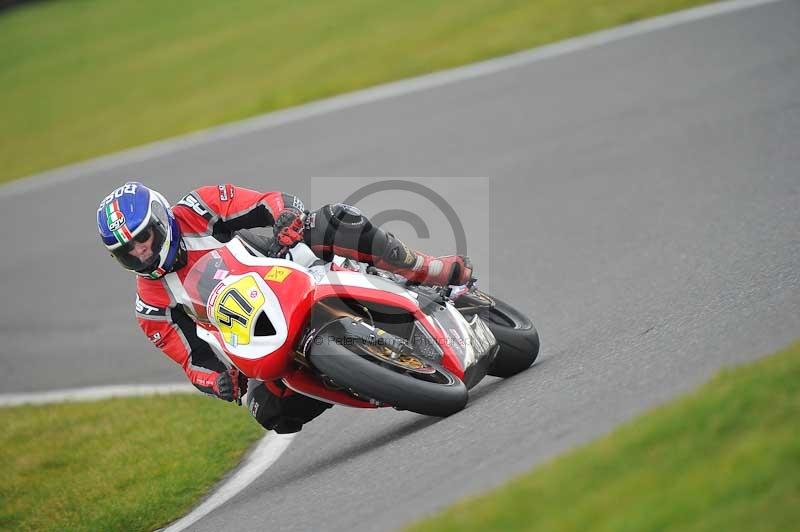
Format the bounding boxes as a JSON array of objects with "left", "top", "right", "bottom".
[
  {"left": 246, "top": 380, "right": 332, "bottom": 434},
  {"left": 305, "top": 203, "right": 382, "bottom": 259}
]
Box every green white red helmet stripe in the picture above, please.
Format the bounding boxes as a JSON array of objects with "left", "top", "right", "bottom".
[{"left": 105, "top": 199, "right": 133, "bottom": 244}]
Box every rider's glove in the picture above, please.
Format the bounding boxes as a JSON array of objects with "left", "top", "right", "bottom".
[
  {"left": 273, "top": 208, "right": 305, "bottom": 247},
  {"left": 212, "top": 368, "right": 245, "bottom": 403}
]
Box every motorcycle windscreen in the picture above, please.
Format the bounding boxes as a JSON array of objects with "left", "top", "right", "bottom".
[{"left": 183, "top": 249, "right": 234, "bottom": 323}]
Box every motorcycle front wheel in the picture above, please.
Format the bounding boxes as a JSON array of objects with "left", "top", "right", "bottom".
[
  {"left": 469, "top": 292, "right": 540, "bottom": 378},
  {"left": 307, "top": 335, "right": 468, "bottom": 417}
]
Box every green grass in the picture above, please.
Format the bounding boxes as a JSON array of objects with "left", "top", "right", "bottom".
[
  {"left": 0, "top": 394, "right": 263, "bottom": 531},
  {"left": 0, "top": 0, "right": 715, "bottom": 183},
  {"left": 406, "top": 341, "right": 800, "bottom": 532},
  {"left": 3, "top": 350, "right": 797, "bottom": 532}
]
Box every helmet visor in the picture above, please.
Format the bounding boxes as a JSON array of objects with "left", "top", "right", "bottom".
[{"left": 110, "top": 218, "right": 168, "bottom": 273}]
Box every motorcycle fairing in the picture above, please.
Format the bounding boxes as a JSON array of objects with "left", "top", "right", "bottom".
[
  {"left": 308, "top": 271, "right": 497, "bottom": 381},
  {"left": 281, "top": 368, "right": 378, "bottom": 408},
  {"left": 185, "top": 238, "right": 316, "bottom": 381},
  {"left": 183, "top": 236, "right": 497, "bottom": 400}
]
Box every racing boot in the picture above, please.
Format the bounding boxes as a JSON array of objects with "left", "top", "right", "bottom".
[{"left": 376, "top": 232, "right": 473, "bottom": 286}]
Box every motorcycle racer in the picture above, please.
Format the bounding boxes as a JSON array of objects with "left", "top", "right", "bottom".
[{"left": 97, "top": 181, "right": 473, "bottom": 433}]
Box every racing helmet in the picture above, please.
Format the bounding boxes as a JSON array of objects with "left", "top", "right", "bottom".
[{"left": 97, "top": 182, "right": 185, "bottom": 279}]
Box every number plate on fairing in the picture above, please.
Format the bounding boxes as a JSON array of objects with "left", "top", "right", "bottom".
[
  {"left": 209, "top": 275, "right": 265, "bottom": 347},
  {"left": 205, "top": 272, "right": 289, "bottom": 358}
]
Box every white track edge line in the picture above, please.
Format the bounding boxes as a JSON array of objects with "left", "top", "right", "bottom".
[
  {"left": 1, "top": 383, "right": 291, "bottom": 532},
  {"left": 160, "top": 432, "right": 296, "bottom": 532},
  {"left": 0, "top": 383, "right": 198, "bottom": 406},
  {"left": 0, "top": 0, "right": 784, "bottom": 199}
]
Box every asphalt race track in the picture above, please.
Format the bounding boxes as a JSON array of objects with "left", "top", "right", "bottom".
[{"left": 1, "top": 1, "right": 799, "bottom": 530}]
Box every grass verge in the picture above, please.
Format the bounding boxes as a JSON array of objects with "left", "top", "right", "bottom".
[
  {"left": 0, "top": 0, "right": 716, "bottom": 183},
  {"left": 407, "top": 340, "right": 800, "bottom": 532},
  {"left": 0, "top": 394, "right": 263, "bottom": 531}
]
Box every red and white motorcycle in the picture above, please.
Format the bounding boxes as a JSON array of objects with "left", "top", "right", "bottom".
[{"left": 182, "top": 230, "right": 539, "bottom": 417}]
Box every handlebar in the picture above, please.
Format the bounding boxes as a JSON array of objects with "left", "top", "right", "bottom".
[{"left": 267, "top": 239, "right": 289, "bottom": 259}]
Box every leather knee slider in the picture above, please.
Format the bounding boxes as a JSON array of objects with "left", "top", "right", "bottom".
[
  {"left": 327, "top": 203, "right": 367, "bottom": 228},
  {"left": 305, "top": 203, "right": 373, "bottom": 261}
]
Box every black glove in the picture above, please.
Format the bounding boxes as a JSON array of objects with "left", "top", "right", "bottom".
[
  {"left": 273, "top": 208, "right": 305, "bottom": 247},
  {"left": 212, "top": 368, "right": 244, "bottom": 403}
]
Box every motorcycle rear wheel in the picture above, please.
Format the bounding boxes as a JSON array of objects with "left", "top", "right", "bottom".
[{"left": 308, "top": 335, "right": 468, "bottom": 417}]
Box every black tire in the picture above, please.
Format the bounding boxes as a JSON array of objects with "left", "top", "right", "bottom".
[
  {"left": 307, "top": 335, "right": 468, "bottom": 417},
  {"left": 478, "top": 294, "right": 540, "bottom": 378}
]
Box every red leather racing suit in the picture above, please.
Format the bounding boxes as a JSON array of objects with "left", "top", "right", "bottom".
[{"left": 135, "top": 184, "right": 304, "bottom": 397}]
